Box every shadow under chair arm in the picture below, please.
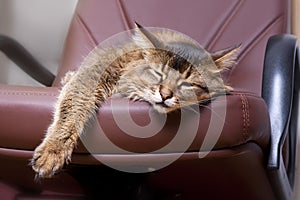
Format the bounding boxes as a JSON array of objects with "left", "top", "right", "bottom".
[
  {"left": 262, "top": 34, "right": 299, "bottom": 200},
  {"left": 0, "top": 35, "right": 55, "bottom": 86}
]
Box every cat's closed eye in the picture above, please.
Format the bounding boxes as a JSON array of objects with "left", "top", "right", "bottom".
[
  {"left": 196, "top": 84, "right": 209, "bottom": 93},
  {"left": 178, "top": 81, "right": 192, "bottom": 89},
  {"left": 152, "top": 69, "right": 163, "bottom": 77},
  {"left": 142, "top": 68, "right": 162, "bottom": 83}
]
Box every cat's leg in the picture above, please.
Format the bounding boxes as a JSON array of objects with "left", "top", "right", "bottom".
[
  {"left": 31, "top": 87, "right": 95, "bottom": 177},
  {"left": 31, "top": 69, "right": 115, "bottom": 178},
  {"left": 60, "top": 71, "right": 77, "bottom": 86}
]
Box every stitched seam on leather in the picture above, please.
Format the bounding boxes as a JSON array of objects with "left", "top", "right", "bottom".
[
  {"left": 240, "top": 94, "right": 250, "bottom": 142},
  {"left": 225, "top": 14, "right": 285, "bottom": 83},
  {"left": 117, "top": 0, "right": 132, "bottom": 30},
  {"left": 206, "top": 0, "right": 245, "bottom": 49},
  {"left": 0, "top": 91, "right": 57, "bottom": 97},
  {"left": 237, "top": 14, "right": 285, "bottom": 63},
  {"left": 0, "top": 91, "right": 260, "bottom": 99},
  {"left": 75, "top": 12, "right": 98, "bottom": 46}
]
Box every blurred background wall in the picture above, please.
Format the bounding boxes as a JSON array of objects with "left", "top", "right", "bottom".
[
  {"left": 0, "top": 0, "right": 77, "bottom": 86},
  {"left": 293, "top": 0, "right": 300, "bottom": 43}
]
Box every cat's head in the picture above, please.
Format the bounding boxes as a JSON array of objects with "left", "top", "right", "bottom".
[{"left": 117, "top": 22, "right": 241, "bottom": 113}]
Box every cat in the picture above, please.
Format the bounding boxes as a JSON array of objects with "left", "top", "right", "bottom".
[{"left": 31, "top": 22, "right": 240, "bottom": 178}]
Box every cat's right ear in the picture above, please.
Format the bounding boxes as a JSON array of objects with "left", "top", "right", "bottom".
[
  {"left": 133, "top": 22, "right": 165, "bottom": 49},
  {"left": 211, "top": 44, "right": 241, "bottom": 70}
]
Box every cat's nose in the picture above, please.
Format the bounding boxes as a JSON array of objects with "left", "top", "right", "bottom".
[{"left": 159, "top": 86, "right": 173, "bottom": 101}]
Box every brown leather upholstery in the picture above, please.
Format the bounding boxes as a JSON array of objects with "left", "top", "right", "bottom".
[
  {"left": 54, "top": 0, "right": 288, "bottom": 95},
  {"left": 0, "top": 0, "right": 291, "bottom": 199}
]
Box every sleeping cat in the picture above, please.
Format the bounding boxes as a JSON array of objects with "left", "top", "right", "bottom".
[{"left": 31, "top": 22, "right": 240, "bottom": 178}]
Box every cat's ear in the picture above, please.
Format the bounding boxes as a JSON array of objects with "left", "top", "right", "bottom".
[
  {"left": 211, "top": 44, "right": 241, "bottom": 70},
  {"left": 133, "top": 22, "right": 165, "bottom": 49}
]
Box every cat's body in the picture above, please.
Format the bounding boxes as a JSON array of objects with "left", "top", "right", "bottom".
[{"left": 31, "top": 23, "right": 240, "bottom": 178}]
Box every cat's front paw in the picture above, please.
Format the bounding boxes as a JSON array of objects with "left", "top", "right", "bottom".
[{"left": 31, "top": 140, "right": 72, "bottom": 178}]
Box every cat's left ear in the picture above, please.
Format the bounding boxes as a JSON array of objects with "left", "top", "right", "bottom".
[
  {"left": 211, "top": 44, "right": 241, "bottom": 69},
  {"left": 133, "top": 22, "right": 165, "bottom": 49}
]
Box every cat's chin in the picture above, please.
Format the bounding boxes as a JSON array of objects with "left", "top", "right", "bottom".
[{"left": 152, "top": 103, "right": 178, "bottom": 114}]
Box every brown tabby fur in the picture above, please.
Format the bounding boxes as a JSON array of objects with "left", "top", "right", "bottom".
[{"left": 31, "top": 23, "right": 240, "bottom": 178}]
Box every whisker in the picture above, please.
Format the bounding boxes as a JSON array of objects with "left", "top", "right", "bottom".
[
  {"left": 182, "top": 105, "right": 200, "bottom": 114},
  {"left": 207, "top": 99, "right": 228, "bottom": 104},
  {"left": 177, "top": 99, "right": 228, "bottom": 123},
  {"left": 198, "top": 104, "right": 229, "bottom": 123}
]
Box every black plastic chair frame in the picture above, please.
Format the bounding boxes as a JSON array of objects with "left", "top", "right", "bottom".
[
  {"left": 262, "top": 34, "right": 299, "bottom": 200},
  {"left": 0, "top": 35, "right": 55, "bottom": 86}
]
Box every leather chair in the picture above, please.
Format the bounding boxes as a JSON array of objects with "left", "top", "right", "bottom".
[{"left": 0, "top": 0, "right": 298, "bottom": 199}]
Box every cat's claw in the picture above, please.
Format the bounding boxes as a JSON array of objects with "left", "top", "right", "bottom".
[{"left": 31, "top": 141, "right": 72, "bottom": 178}]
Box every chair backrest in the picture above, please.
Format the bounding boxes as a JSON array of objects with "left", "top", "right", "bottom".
[{"left": 53, "top": 0, "right": 289, "bottom": 97}]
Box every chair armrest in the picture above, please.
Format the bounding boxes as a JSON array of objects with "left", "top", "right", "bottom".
[
  {"left": 0, "top": 35, "right": 55, "bottom": 86},
  {"left": 0, "top": 85, "right": 58, "bottom": 150},
  {"left": 262, "top": 34, "right": 299, "bottom": 199},
  {"left": 262, "top": 34, "right": 298, "bottom": 168}
]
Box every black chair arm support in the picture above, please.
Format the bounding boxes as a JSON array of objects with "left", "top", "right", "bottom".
[
  {"left": 262, "top": 34, "right": 299, "bottom": 199},
  {"left": 0, "top": 35, "right": 55, "bottom": 86}
]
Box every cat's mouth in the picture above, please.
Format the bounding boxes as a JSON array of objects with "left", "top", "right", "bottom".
[
  {"left": 153, "top": 97, "right": 178, "bottom": 110},
  {"left": 152, "top": 102, "right": 171, "bottom": 114}
]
